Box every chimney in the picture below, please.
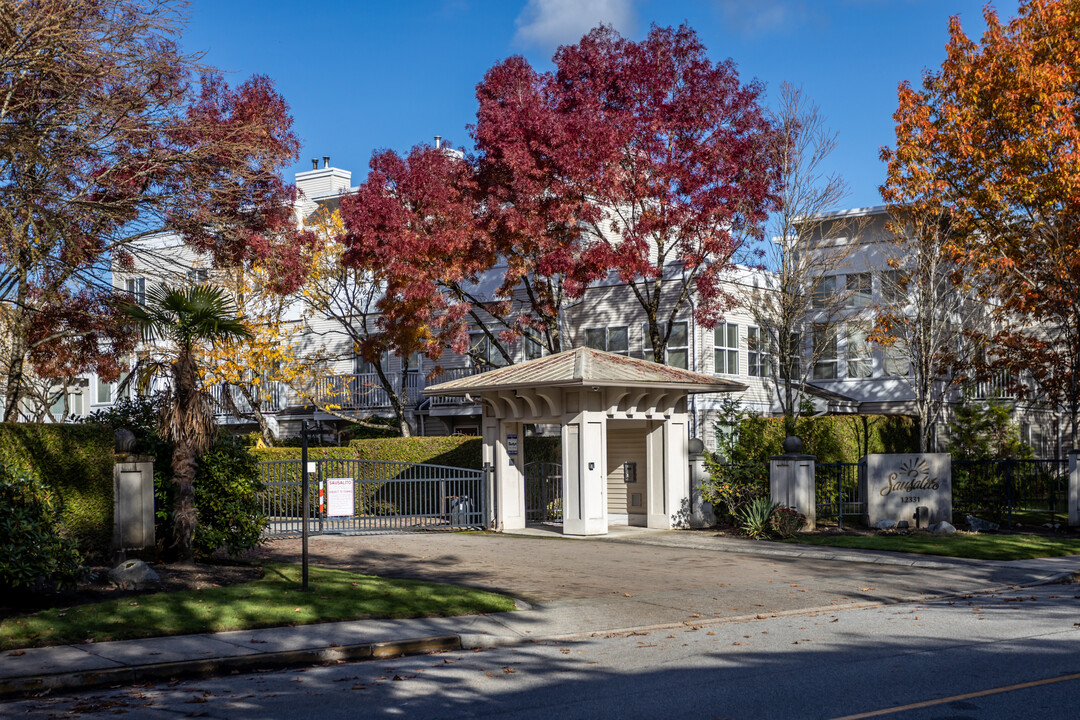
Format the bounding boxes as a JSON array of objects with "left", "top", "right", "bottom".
[
  {"left": 311, "top": 158, "right": 318, "bottom": 170},
  {"left": 323, "top": 156, "right": 330, "bottom": 169},
  {"left": 434, "top": 135, "right": 441, "bottom": 150}
]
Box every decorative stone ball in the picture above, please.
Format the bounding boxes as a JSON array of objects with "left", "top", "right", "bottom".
[
  {"left": 782, "top": 435, "right": 803, "bottom": 454},
  {"left": 114, "top": 428, "right": 136, "bottom": 454}
]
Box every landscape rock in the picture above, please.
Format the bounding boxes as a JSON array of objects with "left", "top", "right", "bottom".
[
  {"left": 873, "top": 519, "right": 897, "bottom": 530},
  {"left": 928, "top": 521, "right": 956, "bottom": 534},
  {"left": 966, "top": 514, "right": 1000, "bottom": 532},
  {"left": 108, "top": 559, "right": 160, "bottom": 590}
]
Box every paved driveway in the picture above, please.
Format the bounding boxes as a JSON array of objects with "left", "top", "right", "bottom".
[{"left": 255, "top": 530, "right": 1059, "bottom": 629}]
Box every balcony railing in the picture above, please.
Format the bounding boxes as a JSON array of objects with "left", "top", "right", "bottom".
[
  {"left": 211, "top": 366, "right": 485, "bottom": 416},
  {"left": 209, "top": 382, "right": 285, "bottom": 416},
  {"left": 427, "top": 366, "right": 486, "bottom": 406},
  {"left": 969, "top": 371, "right": 1017, "bottom": 401}
]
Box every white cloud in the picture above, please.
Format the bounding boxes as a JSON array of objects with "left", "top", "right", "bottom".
[
  {"left": 716, "top": 0, "right": 824, "bottom": 37},
  {"left": 514, "top": 0, "right": 636, "bottom": 51}
]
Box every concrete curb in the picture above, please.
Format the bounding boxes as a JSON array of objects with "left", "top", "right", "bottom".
[{"left": 0, "top": 635, "right": 460, "bottom": 701}]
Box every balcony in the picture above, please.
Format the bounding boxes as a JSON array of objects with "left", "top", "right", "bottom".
[
  {"left": 210, "top": 366, "right": 486, "bottom": 417},
  {"left": 427, "top": 367, "right": 487, "bottom": 407},
  {"left": 311, "top": 367, "right": 484, "bottom": 412},
  {"left": 968, "top": 371, "right": 1017, "bottom": 401},
  {"left": 209, "top": 382, "right": 285, "bottom": 416}
]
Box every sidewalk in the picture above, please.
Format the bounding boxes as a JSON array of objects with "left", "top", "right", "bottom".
[{"left": 2, "top": 531, "right": 1078, "bottom": 700}]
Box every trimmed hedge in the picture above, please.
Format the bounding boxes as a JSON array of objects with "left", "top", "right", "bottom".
[
  {"left": 732, "top": 415, "right": 919, "bottom": 464},
  {"left": 253, "top": 436, "right": 483, "bottom": 468},
  {"left": 254, "top": 435, "right": 563, "bottom": 470},
  {"left": 0, "top": 424, "right": 114, "bottom": 559}
]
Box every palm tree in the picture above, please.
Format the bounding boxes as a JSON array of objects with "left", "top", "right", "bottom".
[{"left": 123, "top": 284, "right": 253, "bottom": 561}]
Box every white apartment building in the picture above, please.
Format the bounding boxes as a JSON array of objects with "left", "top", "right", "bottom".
[{"left": 49, "top": 160, "right": 1064, "bottom": 457}]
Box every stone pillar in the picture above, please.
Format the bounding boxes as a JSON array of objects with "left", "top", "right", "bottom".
[
  {"left": 562, "top": 415, "right": 608, "bottom": 536},
  {"left": 770, "top": 453, "right": 816, "bottom": 531},
  {"left": 497, "top": 420, "right": 526, "bottom": 531},
  {"left": 649, "top": 417, "right": 689, "bottom": 529},
  {"left": 688, "top": 437, "right": 716, "bottom": 528},
  {"left": 1069, "top": 451, "right": 1079, "bottom": 528},
  {"left": 113, "top": 454, "right": 155, "bottom": 557}
]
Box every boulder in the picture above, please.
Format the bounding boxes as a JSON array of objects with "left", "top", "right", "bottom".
[
  {"left": 108, "top": 559, "right": 160, "bottom": 590},
  {"left": 874, "top": 519, "right": 897, "bottom": 530},
  {"left": 966, "top": 514, "right": 1000, "bottom": 533},
  {"left": 929, "top": 521, "right": 957, "bottom": 534}
]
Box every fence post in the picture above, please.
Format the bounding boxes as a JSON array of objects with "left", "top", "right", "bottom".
[
  {"left": 835, "top": 466, "right": 843, "bottom": 531},
  {"left": 1004, "top": 459, "right": 1014, "bottom": 528},
  {"left": 1069, "top": 451, "right": 1079, "bottom": 528}
]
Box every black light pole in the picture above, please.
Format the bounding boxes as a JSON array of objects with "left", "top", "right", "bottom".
[{"left": 301, "top": 420, "right": 310, "bottom": 591}]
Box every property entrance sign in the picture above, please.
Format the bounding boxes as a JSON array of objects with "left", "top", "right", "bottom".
[
  {"left": 506, "top": 433, "right": 518, "bottom": 456},
  {"left": 325, "top": 477, "right": 354, "bottom": 517},
  {"left": 862, "top": 454, "right": 951, "bottom": 527}
]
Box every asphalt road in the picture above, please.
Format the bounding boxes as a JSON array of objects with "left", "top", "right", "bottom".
[{"left": 5, "top": 583, "right": 1077, "bottom": 719}]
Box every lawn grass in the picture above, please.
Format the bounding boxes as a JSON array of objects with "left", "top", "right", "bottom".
[
  {"left": 784, "top": 533, "right": 1080, "bottom": 561},
  {"left": 0, "top": 563, "right": 516, "bottom": 651}
]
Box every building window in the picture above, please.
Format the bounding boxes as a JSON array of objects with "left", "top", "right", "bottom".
[
  {"left": 880, "top": 269, "right": 905, "bottom": 305},
  {"left": 667, "top": 322, "right": 688, "bottom": 369},
  {"left": 713, "top": 323, "right": 738, "bottom": 375},
  {"left": 469, "top": 332, "right": 510, "bottom": 368},
  {"left": 847, "top": 273, "right": 872, "bottom": 308},
  {"left": 846, "top": 326, "right": 873, "bottom": 378},
  {"left": 642, "top": 322, "right": 688, "bottom": 368},
  {"left": 189, "top": 268, "right": 209, "bottom": 284},
  {"left": 524, "top": 335, "right": 543, "bottom": 362},
  {"left": 50, "top": 390, "right": 85, "bottom": 420},
  {"left": 126, "top": 277, "right": 146, "bottom": 305},
  {"left": 95, "top": 376, "right": 112, "bottom": 404},
  {"left": 747, "top": 326, "right": 769, "bottom": 377},
  {"left": 585, "top": 326, "right": 629, "bottom": 356},
  {"left": 812, "top": 276, "right": 838, "bottom": 309},
  {"left": 882, "top": 330, "right": 910, "bottom": 376},
  {"left": 812, "top": 324, "right": 837, "bottom": 380},
  {"left": 883, "top": 346, "right": 910, "bottom": 377},
  {"left": 354, "top": 355, "right": 376, "bottom": 375}
]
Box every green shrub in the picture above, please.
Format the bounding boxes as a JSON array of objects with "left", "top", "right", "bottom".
[
  {"left": 0, "top": 423, "right": 114, "bottom": 559},
  {"left": 0, "top": 466, "right": 86, "bottom": 593},
  {"left": 726, "top": 414, "right": 919, "bottom": 464},
  {"left": 947, "top": 395, "right": 1033, "bottom": 460},
  {"left": 769, "top": 506, "right": 806, "bottom": 538},
  {"left": 737, "top": 497, "right": 779, "bottom": 539},
  {"left": 192, "top": 436, "right": 266, "bottom": 556},
  {"left": 701, "top": 456, "right": 768, "bottom": 521},
  {"left": 153, "top": 435, "right": 266, "bottom": 559}
]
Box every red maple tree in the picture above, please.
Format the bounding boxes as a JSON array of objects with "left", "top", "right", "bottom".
[{"left": 0, "top": 1, "right": 312, "bottom": 419}]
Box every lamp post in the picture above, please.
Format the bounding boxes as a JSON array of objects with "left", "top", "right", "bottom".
[{"left": 301, "top": 420, "right": 310, "bottom": 591}]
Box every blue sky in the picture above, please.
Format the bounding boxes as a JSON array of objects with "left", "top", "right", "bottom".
[{"left": 184, "top": 0, "right": 1020, "bottom": 210}]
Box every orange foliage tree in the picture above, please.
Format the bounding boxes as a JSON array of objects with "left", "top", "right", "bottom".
[{"left": 881, "top": 0, "right": 1080, "bottom": 450}]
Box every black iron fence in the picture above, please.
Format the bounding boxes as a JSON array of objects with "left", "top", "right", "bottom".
[
  {"left": 952, "top": 458, "right": 1068, "bottom": 527},
  {"left": 258, "top": 459, "right": 488, "bottom": 537},
  {"left": 524, "top": 461, "right": 562, "bottom": 522},
  {"left": 815, "top": 462, "right": 863, "bottom": 529}
]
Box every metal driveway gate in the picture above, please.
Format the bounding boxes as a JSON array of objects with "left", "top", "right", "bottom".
[{"left": 258, "top": 459, "right": 488, "bottom": 538}]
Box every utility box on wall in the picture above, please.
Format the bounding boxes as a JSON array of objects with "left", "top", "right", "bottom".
[{"left": 113, "top": 455, "right": 155, "bottom": 556}]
